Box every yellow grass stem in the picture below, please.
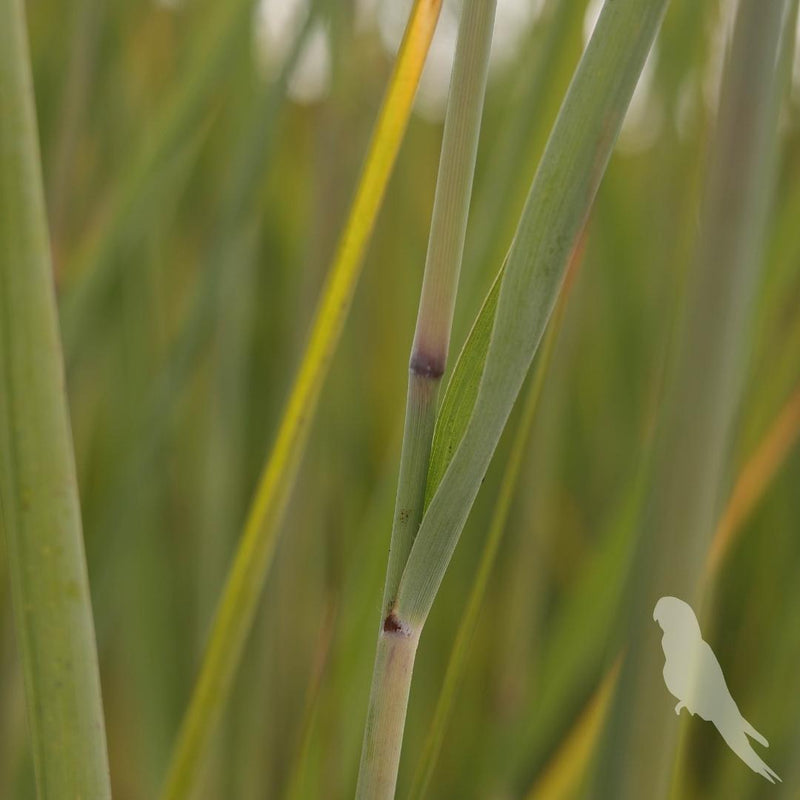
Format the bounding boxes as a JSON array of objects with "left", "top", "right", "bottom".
[{"left": 358, "top": 1, "right": 497, "bottom": 795}]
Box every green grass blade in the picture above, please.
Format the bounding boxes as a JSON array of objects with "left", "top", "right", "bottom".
[
  {"left": 380, "top": 0, "right": 498, "bottom": 611},
  {"left": 58, "top": 0, "right": 257, "bottom": 359},
  {"left": 357, "top": 1, "right": 497, "bottom": 794},
  {"left": 160, "top": 3, "right": 443, "bottom": 797},
  {"left": 409, "top": 245, "right": 578, "bottom": 800},
  {"left": 0, "top": 0, "right": 111, "bottom": 795},
  {"left": 395, "top": 0, "right": 669, "bottom": 627},
  {"left": 522, "top": 371, "right": 800, "bottom": 799},
  {"left": 85, "top": 4, "right": 318, "bottom": 624},
  {"left": 424, "top": 262, "right": 503, "bottom": 507},
  {"left": 525, "top": 660, "right": 621, "bottom": 800}
]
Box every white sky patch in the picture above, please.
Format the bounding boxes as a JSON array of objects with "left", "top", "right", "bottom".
[
  {"left": 355, "top": 0, "right": 379, "bottom": 33},
  {"left": 702, "top": 0, "right": 739, "bottom": 113},
  {"left": 617, "top": 47, "right": 664, "bottom": 154},
  {"left": 582, "top": 0, "right": 663, "bottom": 154},
  {"left": 489, "top": 0, "right": 546, "bottom": 73},
  {"left": 582, "top": 0, "right": 603, "bottom": 45},
  {"left": 154, "top": 0, "right": 184, "bottom": 10},
  {"left": 255, "top": 0, "right": 331, "bottom": 105},
  {"left": 793, "top": 6, "right": 800, "bottom": 104},
  {"left": 376, "top": 0, "right": 542, "bottom": 122},
  {"left": 377, "top": 0, "right": 457, "bottom": 122},
  {"left": 676, "top": 70, "right": 701, "bottom": 141}
]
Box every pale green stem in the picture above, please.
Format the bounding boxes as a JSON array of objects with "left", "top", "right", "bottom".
[
  {"left": 381, "top": 0, "right": 498, "bottom": 611},
  {"left": 358, "top": 2, "right": 497, "bottom": 797},
  {"left": 355, "top": 626, "right": 421, "bottom": 800},
  {"left": 0, "top": 0, "right": 111, "bottom": 795}
]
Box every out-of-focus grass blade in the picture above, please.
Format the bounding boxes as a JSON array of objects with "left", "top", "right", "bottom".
[
  {"left": 58, "top": 0, "right": 256, "bottom": 357},
  {"left": 589, "top": 1, "right": 794, "bottom": 795},
  {"left": 0, "top": 0, "right": 111, "bottom": 795},
  {"left": 46, "top": 0, "right": 102, "bottom": 260},
  {"left": 708, "top": 383, "right": 800, "bottom": 572},
  {"left": 283, "top": 601, "right": 337, "bottom": 800},
  {"left": 501, "top": 461, "right": 646, "bottom": 789},
  {"left": 410, "top": 242, "right": 582, "bottom": 800},
  {"left": 521, "top": 6, "right": 800, "bottom": 793},
  {"left": 395, "top": 0, "right": 669, "bottom": 627},
  {"left": 521, "top": 372, "right": 800, "bottom": 799},
  {"left": 525, "top": 660, "right": 621, "bottom": 800},
  {"left": 160, "top": 3, "right": 443, "bottom": 797},
  {"left": 86, "top": 2, "right": 318, "bottom": 631}
]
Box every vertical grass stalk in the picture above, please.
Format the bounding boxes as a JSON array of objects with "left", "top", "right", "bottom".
[
  {"left": 359, "top": 0, "right": 667, "bottom": 792},
  {"left": 0, "top": 0, "right": 111, "bottom": 795},
  {"left": 381, "top": 0, "right": 497, "bottom": 619},
  {"left": 589, "top": 0, "right": 794, "bottom": 796},
  {"left": 357, "top": 1, "right": 497, "bottom": 796},
  {"left": 528, "top": 369, "right": 800, "bottom": 797}
]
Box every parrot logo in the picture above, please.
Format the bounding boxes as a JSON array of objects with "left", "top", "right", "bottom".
[{"left": 653, "top": 596, "right": 780, "bottom": 784}]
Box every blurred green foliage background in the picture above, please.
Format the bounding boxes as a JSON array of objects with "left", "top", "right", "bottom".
[{"left": 2, "top": 0, "right": 800, "bottom": 797}]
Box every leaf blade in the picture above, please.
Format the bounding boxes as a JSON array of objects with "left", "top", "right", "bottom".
[
  {"left": 396, "top": 0, "right": 670, "bottom": 626},
  {"left": 0, "top": 0, "right": 111, "bottom": 794}
]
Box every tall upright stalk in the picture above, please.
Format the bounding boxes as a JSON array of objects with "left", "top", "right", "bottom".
[
  {"left": 381, "top": 0, "right": 497, "bottom": 617},
  {"left": 589, "top": 0, "right": 794, "bottom": 796},
  {"left": 357, "top": 1, "right": 497, "bottom": 797},
  {"left": 392, "top": 0, "right": 667, "bottom": 633},
  {"left": 0, "top": 0, "right": 111, "bottom": 796},
  {"left": 359, "top": 0, "right": 668, "bottom": 793}
]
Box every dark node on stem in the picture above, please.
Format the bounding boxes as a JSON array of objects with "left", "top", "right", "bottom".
[
  {"left": 409, "top": 349, "right": 445, "bottom": 379},
  {"left": 383, "top": 612, "right": 407, "bottom": 635}
]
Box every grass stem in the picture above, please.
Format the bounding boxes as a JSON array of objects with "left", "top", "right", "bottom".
[
  {"left": 357, "top": 1, "right": 497, "bottom": 796},
  {"left": 589, "top": 0, "right": 794, "bottom": 795},
  {"left": 355, "top": 625, "right": 421, "bottom": 800},
  {"left": 381, "top": 0, "right": 497, "bottom": 611}
]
